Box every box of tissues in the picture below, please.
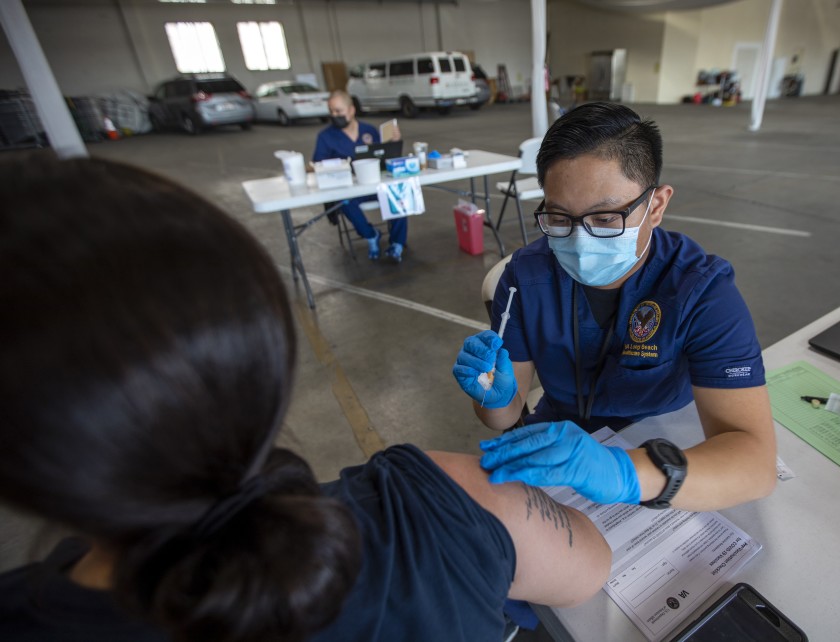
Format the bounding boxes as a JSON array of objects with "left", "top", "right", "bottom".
[
  {"left": 385, "top": 156, "right": 421, "bottom": 178},
  {"left": 427, "top": 154, "right": 453, "bottom": 170}
]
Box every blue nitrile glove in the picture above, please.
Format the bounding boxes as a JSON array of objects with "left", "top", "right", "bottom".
[
  {"left": 479, "top": 420, "right": 641, "bottom": 505},
  {"left": 452, "top": 330, "right": 517, "bottom": 409}
]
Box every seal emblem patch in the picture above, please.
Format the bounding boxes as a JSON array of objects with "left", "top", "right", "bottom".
[{"left": 629, "top": 301, "right": 661, "bottom": 343}]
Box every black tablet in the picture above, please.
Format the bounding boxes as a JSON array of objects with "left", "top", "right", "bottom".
[
  {"left": 809, "top": 320, "right": 840, "bottom": 361},
  {"left": 668, "top": 583, "right": 807, "bottom": 642}
]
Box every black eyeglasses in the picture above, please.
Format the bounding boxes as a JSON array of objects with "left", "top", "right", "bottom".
[{"left": 534, "top": 186, "right": 657, "bottom": 238}]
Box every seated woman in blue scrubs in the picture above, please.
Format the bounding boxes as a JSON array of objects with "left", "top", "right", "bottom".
[
  {"left": 454, "top": 102, "right": 777, "bottom": 514},
  {"left": 0, "top": 155, "right": 610, "bottom": 642},
  {"left": 313, "top": 90, "right": 408, "bottom": 262}
]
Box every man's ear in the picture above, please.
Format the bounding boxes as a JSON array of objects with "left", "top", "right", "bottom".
[{"left": 649, "top": 185, "right": 674, "bottom": 228}]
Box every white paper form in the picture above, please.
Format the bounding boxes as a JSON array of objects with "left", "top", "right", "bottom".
[{"left": 544, "top": 428, "right": 762, "bottom": 641}]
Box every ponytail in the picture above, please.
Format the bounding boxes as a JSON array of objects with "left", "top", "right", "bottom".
[{"left": 115, "top": 449, "right": 362, "bottom": 642}]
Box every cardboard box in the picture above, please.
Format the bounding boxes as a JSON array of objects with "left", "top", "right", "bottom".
[
  {"left": 385, "top": 156, "right": 421, "bottom": 178},
  {"left": 313, "top": 159, "right": 353, "bottom": 189}
]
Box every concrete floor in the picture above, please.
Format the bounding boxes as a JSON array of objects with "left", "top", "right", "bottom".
[{"left": 2, "top": 97, "right": 839, "bottom": 635}]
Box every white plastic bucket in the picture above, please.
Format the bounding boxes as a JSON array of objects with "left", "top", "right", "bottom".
[
  {"left": 274, "top": 150, "right": 306, "bottom": 185},
  {"left": 352, "top": 158, "right": 381, "bottom": 185}
]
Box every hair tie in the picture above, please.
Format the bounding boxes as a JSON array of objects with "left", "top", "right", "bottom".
[
  {"left": 193, "top": 474, "right": 271, "bottom": 538},
  {"left": 192, "top": 400, "right": 286, "bottom": 538}
]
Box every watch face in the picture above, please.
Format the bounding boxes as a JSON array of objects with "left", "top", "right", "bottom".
[{"left": 654, "top": 440, "right": 687, "bottom": 466}]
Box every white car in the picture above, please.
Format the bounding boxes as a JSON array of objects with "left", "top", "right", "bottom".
[{"left": 253, "top": 81, "right": 330, "bottom": 126}]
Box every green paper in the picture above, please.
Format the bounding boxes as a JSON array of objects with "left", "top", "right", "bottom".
[{"left": 766, "top": 361, "right": 840, "bottom": 466}]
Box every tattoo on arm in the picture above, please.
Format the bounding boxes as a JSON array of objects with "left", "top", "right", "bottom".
[{"left": 523, "top": 484, "right": 574, "bottom": 547}]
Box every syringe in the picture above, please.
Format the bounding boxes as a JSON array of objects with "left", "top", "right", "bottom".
[{"left": 478, "top": 286, "right": 517, "bottom": 406}]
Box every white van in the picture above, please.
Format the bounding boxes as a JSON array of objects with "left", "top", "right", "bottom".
[{"left": 347, "top": 51, "right": 480, "bottom": 118}]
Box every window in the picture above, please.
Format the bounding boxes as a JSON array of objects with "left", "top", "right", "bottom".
[
  {"left": 389, "top": 60, "right": 413, "bottom": 77},
  {"left": 196, "top": 78, "right": 245, "bottom": 93},
  {"left": 368, "top": 63, "right": 386, "bottom": 79},
  {"left": 417, "top": 58, "right": 434, "bottom": 74},
  {"left": 437, "top": 57, "right": 452, "bottom": 73},
  {"left": 165, "top": 22, "right": 224, "bottom": 73},
  {"left": 238, "top": 21, "right": 290, "bottom": 71},
  {"left": 256, "top": 85, "right": 277, "bottom": 98},
  {"left": 281, "top": 84, "right": 318, "bottom": 94},
  {"left": 171, "top": 81, "right": 192, "bottom": 97},
  {"left": 454, "top": 57, "right": 466, "bottom": 73}
]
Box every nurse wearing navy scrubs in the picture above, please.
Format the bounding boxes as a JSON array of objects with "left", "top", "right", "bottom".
[
  {"left": 313, "top": 91, "right": 408, "bottom": 262},
  {"left": 453, "top": 102, "right": 776, "bottom": 513}
]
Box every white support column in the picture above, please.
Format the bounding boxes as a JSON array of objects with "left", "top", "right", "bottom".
[
  {"left": 530, "top": 0, "right": 548, "bottom": 138},
  {"left": 749, "top": 0, "right": 784, "bottom": 132},
  {"left": 0, "top": 0, "right": 87, "bottom": 158}
]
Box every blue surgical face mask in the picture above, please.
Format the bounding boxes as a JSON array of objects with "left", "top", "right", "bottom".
[{"left": 548, "top": 190, "right": 655, "bottom": 287}]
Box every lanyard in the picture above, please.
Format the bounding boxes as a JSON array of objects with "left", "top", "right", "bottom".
[{"left": 572, "top": 284, "right": 616, "bottom": 422}]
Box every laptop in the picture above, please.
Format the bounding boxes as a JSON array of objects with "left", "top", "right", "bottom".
[
  {"left": 354, "top": 140, "right": 404, "bottom": 170},
  {"left": 809, "top": 320, "right": 840, "bottom": 361}
]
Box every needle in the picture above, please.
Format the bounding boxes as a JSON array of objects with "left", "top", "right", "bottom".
[{"left": 479, "top": 286, "right": 517, "bottom": 407}]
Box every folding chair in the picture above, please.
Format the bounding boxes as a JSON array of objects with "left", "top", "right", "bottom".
[
  {"left": 494, "top": 137, "right": 544, "bottom": 247},
  {"left": 334, "top": 200, "right": 390, "bottom": 261},
  {"left": 481, "top": 254, "right": 513, "bottom": 318}
]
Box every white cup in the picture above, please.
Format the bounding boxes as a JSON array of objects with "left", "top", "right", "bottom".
[
  {"left": 352, "top": 158, "right": 381, "bottom": 185},
  {"left": 413, "top": 142, "right": 428, "bottom": 170},
  {"left": 274, "top": 150, "right": 306, "bottom": 185}
]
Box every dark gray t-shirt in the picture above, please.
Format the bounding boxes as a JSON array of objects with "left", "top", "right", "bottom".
[{"left": 313, "top": 444, "right": 517, "bottom": 642}]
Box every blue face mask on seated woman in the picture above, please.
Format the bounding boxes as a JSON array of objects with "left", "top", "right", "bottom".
[{"left": 548, "top": 189, "right": 655, "bottom": 287}]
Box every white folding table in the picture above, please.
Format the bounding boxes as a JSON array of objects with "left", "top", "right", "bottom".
[
  {"left": 533, "top": 306, "right": 840, "bottom": 642},
  {"left": 242, "top": 150, "right": 522, "bottom": 308}
]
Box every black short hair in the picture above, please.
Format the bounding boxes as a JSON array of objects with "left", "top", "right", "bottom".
[
  {"left": 536, "top": 102, "right": 663, "bottom": 187},
  {"left": 0, "top": 153, "right": 360, "bottom": 642}
]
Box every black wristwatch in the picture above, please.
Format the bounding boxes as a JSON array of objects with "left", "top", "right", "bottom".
[{"left": 639, "top": 439, "right": 687, "bottom": 509}]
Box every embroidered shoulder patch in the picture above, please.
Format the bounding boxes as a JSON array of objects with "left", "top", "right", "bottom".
[{"left": 628, "top": 300, "right": 661, "bottom": 343}]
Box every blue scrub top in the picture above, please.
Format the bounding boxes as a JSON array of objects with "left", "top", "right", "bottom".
[
  {"left": 313, "top": 121, "right": 379, "bottom": 162},
  {"left": 493, "top": 229, "right": 765, "bottom": 428}
]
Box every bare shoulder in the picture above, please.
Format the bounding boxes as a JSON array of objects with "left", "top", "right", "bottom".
[
  {"left": 426, "top": 451, "right": 610, "bottom": 607},
  {"left": 425, "top": 451, "right": 510, "bottom": 510}
]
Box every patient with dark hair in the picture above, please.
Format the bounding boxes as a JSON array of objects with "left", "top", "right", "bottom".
[{"left": 0, "top": 154, "right": 610, "bottom": 642}]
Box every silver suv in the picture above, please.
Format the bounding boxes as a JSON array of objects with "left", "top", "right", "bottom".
[{"left": 148, "top": 74, "right": 255, "bottom": 134}]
